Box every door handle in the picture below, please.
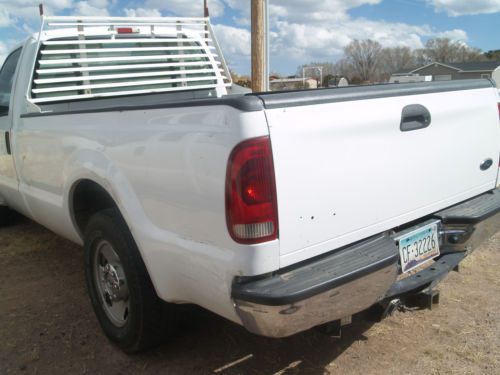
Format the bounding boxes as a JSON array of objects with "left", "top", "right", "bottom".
[
  {"left": 400, "top": 104, "right": 431, "bottom": 132},
  {"left": 5, "top": 131, "right": 11, "bottom": 155}
]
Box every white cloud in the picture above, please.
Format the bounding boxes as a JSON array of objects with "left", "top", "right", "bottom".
[
  {"left": 428, "top": 0, "right": 500, "bottom": 16},
  {"left": 88, "top": 0, "right": 108, "bottom": 8},
  {"left": 213, "top": 24, "right": 251, "bottom": 56},
  {"left": 436, "top": 28, "right": 468, "bottom": 40},
  {"left": 269, "top": 0, "right": 382, "bottom": 23},
  {"left": 216, "top": 1, "right": 470, "bottom": 72},
  {"left": 124, "top": 8, "right": 162, "bottom": 18},
  {"left": 0, "top": 0, "right": 480, "bottom": 75},
  {"left": 0, "top": 0, "right": 74, "bottom": 27},
  {"left": 224, "top": 0, "right": 382, "bottom": 23},
  {"left": 212, "top": 24, "right": 251, "bottom": 72},
  {"left": 269, "top": 18, "right": 436, "bottom": 62},
  {"left": 145, "top": 0, "right": 225, "bottom": 18},
  {"left": 0, "top": 9, "right": 14, "bottom": 28},
  {"left": 0, "top": 41, "right": 7, "bottom": 65},
  {"left": 0, "top": 0, "right": 114, "bottom": 26},
  {"left": 75, "top": 1, "right": 110, "bottom": 16}
]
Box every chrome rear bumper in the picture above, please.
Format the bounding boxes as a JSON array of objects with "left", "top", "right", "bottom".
[
  {"left": 438, "top": 189, "right": 500, "bottom": 254},
  {"left": 232, "top": 188, "right": 500, "bottom": 338},
  {"left": 234, "top": 262, "right": 396, "bottom": 338}
]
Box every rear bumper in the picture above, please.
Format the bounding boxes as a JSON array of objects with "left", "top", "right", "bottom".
[{"left": 232, "top": 188, "right": 500, "bottom": 338}]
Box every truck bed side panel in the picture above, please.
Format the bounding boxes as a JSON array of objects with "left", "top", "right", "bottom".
[{"left": 15, "top": 104, "right": 275, "bottom": 323}]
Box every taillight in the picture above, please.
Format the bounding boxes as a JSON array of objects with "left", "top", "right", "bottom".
[
  {"left": 226, "top": 136, "right": 278, "bottom": 244},
  {"left": 116, "top": 27, "right": 139, "bottom": 34}
]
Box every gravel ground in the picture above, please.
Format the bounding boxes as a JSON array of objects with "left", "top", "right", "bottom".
[{"left": 1, "top": 216, "right": 499, "bottom": 375}]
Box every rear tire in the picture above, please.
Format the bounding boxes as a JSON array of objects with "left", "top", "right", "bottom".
[{"left": 84, "top": 208, "right": 177, "bottom": 353}]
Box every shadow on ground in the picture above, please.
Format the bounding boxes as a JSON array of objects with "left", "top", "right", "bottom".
[{"left": 0, "top": 216, "right": 374, "bottom": 375}]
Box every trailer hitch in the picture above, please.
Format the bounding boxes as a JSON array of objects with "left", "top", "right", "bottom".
[
  {"left": 379, "top": 289, "right": 441, "bottom": 320},
  {"left": 405, "top": 289, "right": 440, "bottom": 311},
  {"left": 381, "top": 298, "right": 403, "bottom": 319}
]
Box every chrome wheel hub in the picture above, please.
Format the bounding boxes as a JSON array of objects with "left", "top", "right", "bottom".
[{"left": 93, "top": 240, "right": 130, "bottom": 327}]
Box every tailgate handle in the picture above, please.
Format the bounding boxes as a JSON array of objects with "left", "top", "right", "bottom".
[{"left": 400, "top": 104, "right": 431, "bottom": 132}]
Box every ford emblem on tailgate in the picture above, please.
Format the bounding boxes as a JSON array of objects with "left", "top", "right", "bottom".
[{"left": 480, "top": 159, "right": 493, "bottom": 171}]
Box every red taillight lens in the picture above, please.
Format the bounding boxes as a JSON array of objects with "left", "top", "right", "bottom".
[
  {"left": 226, "top": 136, "right": 278, "bottom": 244},
  {"left": 117, "top": 27, "right": 138, "bottom": 34}
]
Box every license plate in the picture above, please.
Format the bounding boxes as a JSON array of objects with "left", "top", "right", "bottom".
[{"left": 397, "top": 222, "right": 440, "bottom": 274}]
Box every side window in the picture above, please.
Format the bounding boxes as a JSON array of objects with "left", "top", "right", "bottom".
[{"left": 0, "top": 48, "right": 22, "bottom": 116}]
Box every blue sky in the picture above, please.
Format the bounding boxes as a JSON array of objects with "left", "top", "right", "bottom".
[{"left": 0, "top": 0, "right": 499, "bottom": 75}]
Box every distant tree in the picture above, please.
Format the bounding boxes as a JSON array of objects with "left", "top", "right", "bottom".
[
  {"left": 417, "top": 38, "right": 484, "bottom": 64},
  {"left": 230, "top": 70, "right": 251, "bottom": 88},
  {"left": 422, "top": 38, "right": 455, "bottom": 63},
  {"left": 343, "top": 39, "right": 383, "bottom": 82},
  {"left": 322, "top": 74, "right": 333, "bottom": 86},
  {"left": 379, "top": 46, "right": 416, "bottom": 81},
  {"left": 413, "top": 48, "right": 430, "bottom": 65},
  {"left": 349, "top": 76, "right": 364, "bottom": 85},
  {"left": 334, "top": 58, "right": 355, "bottom": 80},
  {"left": 484, "top": 50, "right": 500, "bottom": 61},
  {"left": 293, "top": 38, "right": 489, "bottom": 86},
  {"left": 454, "top": 45, "right": 484, "bottom": 63}
]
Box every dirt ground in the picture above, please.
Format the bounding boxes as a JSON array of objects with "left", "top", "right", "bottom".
[{"left": 1, "top": 216, "right": 499, "bottom": 375}]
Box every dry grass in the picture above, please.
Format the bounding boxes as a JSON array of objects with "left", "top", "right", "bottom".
[{"left": 1, "top": 218, "right": 499, "bottom": 375}]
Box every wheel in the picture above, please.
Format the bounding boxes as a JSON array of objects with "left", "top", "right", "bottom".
[{"left": 84, "top": 208, "right": 177, "bottom": 353}]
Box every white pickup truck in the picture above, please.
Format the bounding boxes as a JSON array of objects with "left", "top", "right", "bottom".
[{"left": 1, "top": 16, "right": 500, "bottom": 353}]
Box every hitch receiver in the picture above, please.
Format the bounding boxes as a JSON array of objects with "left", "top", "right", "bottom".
[{"left": 407, "top": 289, "right": 440, "bottom": 310}]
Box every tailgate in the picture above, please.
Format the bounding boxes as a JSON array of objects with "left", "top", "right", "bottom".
[{"left": 259, "top": 80, "right": 500, "bottom": 267}]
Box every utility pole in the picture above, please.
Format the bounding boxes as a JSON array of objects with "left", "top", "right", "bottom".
[
  {"left": 264, "top": 0, "right": 270, "bottom": 91},
  {"left": 251, "top": 0, "right": 265, "bottom": 92}
]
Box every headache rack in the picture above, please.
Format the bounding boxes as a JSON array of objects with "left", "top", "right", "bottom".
[{"left": 28, "top": 16, "right": 232, "bottom": 105}]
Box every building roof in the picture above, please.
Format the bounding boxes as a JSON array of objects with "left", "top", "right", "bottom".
[
  {"left": 411, "top": 61, "right": 500, "bottom": 74},
  {"left": 394, "top": 67, "right": 417, "bottom": 74},
  {"left": 448, "top": 61, "right": 500, "bottom": 72}
]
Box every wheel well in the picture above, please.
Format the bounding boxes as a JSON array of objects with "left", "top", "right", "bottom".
[{"left": 72, "top": 180, "right": 118, "bottom": 236}]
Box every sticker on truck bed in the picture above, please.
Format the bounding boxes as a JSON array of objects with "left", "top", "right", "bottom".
[{"left": 396, "top": 222, "right": 440, "bottom": 273}]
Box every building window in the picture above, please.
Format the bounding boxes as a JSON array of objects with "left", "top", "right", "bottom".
[{"left": 481, "top": 74, "right": 491, "bottom": 79}]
